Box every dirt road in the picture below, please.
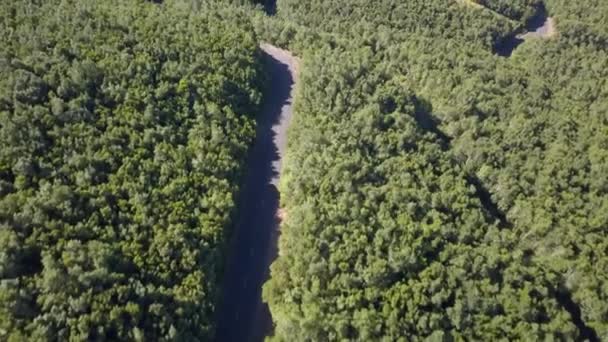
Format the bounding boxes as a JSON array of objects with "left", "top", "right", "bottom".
[
  {"left": 518, "top": 17, "right": 556, "bottom": 39},
  {"left": 496, "top": 15, "right": 556, "bottom": 57},
  {"left": 214, "top": 44, "right": 298, "bottom": 342}
]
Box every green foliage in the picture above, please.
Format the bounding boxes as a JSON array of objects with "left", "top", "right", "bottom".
[
  {"left": 263, "top": 0, "right": 608, "bottom": 340},
  {"left": 478, "top": 0, "right": 541, "bottom": 22},
  {"left": 263, "top": 44, "right": 576, "bottom": 341},
  {"left": 0, "top": 0, "right": 262, "bottom": 340},
  {"left": 274, "top": 0, "right": 522, "bottom": 49},
  {"left": 545, "top": 0, "right": 608, "bottom": 49}
]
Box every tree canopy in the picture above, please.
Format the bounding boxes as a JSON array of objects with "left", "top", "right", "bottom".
[
  {"left": 0, "top": 0, "right": 263, "bottom": 340},
  {"left": 1, "top": 0, "right": 607, "bottom": 340},
  {"left": 261, "top": 0, "right": 608, "bottom": 340}
]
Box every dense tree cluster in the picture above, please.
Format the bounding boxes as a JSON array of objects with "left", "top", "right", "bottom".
[
  {"left": 262, "top": 0, "right": 608, "bottom": 340},
  {"left": 274, "top": 0, "right": 522, "bottom": 49},
  {"left": 264, "top": 48, "right": 576, "bottom": 340},
  {"left": 388, "top": 6, "right": 608, "bottom": 337},
  {"left": 0, "top": 0, "right": 262, "bottom": 340},
  {"left": 545, "top": 0, "right": 608, "bottom": 49},
  {"left": 477, "top": 0, "right": 540, "bottom": 22}
]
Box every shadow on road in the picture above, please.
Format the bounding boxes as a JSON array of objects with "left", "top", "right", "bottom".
[
  {"left": 263, "top": 0, "right": 276, "bottom": 16},
  {"left": 214, "top": 48, "right": 295, "bottom": 342},
  {"left": 494, "top": 3, "right": 551, "bottom": 57}
]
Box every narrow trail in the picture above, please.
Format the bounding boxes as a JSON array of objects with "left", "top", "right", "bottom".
[{"left": 214, "top": 44, "right": 298, "bottom": 342}]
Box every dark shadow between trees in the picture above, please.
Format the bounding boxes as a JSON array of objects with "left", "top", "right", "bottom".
[
  {"left": 413, "top": 97, "right": 511, "bottom": 228},
  {"left": 214, "top": 49, "right": 294, "bottom": 342},
  {"left": 414, "top": 98, "right": 452, "bottom": 150},
  {"left": 261, "top": 0, "right": 276, "bottom": 15},
  {"left": 465, "top": 175, "right": 511, "bottom": 228},
  {"left": 550, "top": 285, "right": 600, "bottom": 342},
  {"left": 414, "top": 98, "right": 598, "bottom": 339}
]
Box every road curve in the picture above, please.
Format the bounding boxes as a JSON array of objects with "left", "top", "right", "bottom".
[{"left": 214, "top": 44, "right": 299, "bottom": 342}]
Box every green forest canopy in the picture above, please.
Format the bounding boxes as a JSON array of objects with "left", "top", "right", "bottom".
[
  {"left": 1, "top": 0, "right": 607, "bottom": 341},
  {"left": 0, "top": 0, "right": 262, "bottom": 340},
  {"left": 262, "top": 0, "right": 608, "bottom": 340}
]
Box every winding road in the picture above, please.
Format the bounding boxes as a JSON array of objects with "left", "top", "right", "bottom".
[{"left": 214, "top": 44, "right": 298, "bottom": 342}]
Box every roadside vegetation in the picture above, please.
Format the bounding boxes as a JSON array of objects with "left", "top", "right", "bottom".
[
  {"left": 0, "top": 0, "right": 263, "bottom": 340},
  {"left": 260, "top": 0, "right": 608, "bottom": 340}
]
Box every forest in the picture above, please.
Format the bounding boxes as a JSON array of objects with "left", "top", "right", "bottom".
[
  {"left": 0, "top": 0, "right": 263, "bottom": 340},
  {"left": 1, "top": 0, "right": 607, "bottom": 341},
  {"left": 260, "top": 0, "right": 608, "bottom": 340}
]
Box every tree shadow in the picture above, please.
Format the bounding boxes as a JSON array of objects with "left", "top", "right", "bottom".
[
  {"left": 525, "top": 3, "right": 550, "bottom": 33},
  {"left": 545, "top": 283, "right": 600, "bottom": 342},
  {"left": 413, "top": 97, "right": 511, "bottom": 228},
  {"left": 263, "top": 0, "right": 276, "bottom": 16},
  {"left": 214, "top": 49, "right": 294, "bottom": 342},
  {"left": 494, "top": 35, "right": 525, "bottom": 57}
]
